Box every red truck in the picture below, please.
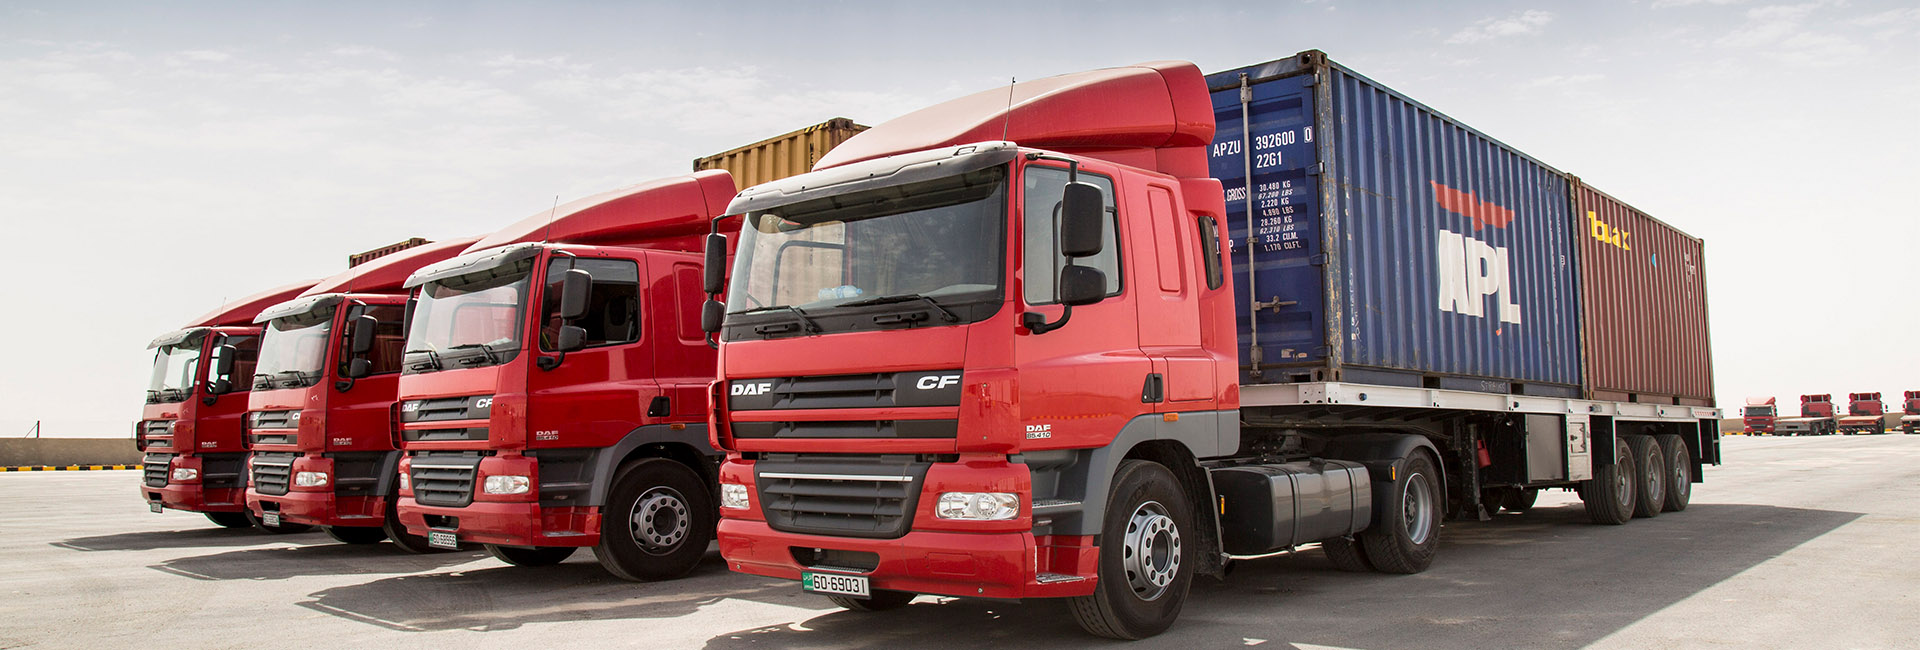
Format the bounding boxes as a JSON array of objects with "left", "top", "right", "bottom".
[
  {"left": 1774, "top": 394, "right": 1837, "bottom": 436},
  {"left": 392, "top": 171, "right": 736, "bottom": 579},
  {"left": 1742, "top": 397, "right": 1776, "bottom": 435},
  {"left": 1901, "top": 391, "right": 1919, "bottom": 435},
  {"left": 139, "top": 281, "right": 317, "bottom": 530},
  {"left": 700, "top": 53, "right": 1721, "bottom": 639},
  {"left": 1839, "top": 392, "right": 1886, "bottom": 435},
  {"left": 242, "top": 237, "right": 479, "bottom": 550}
]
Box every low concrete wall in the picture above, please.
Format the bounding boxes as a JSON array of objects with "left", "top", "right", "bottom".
[{"left": 0, "top": 439, "right": 142, "bottom": 467}]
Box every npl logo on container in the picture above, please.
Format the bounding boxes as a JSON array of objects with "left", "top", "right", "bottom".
[{"left": 1429, "top": 181, "right": 1520, "bottom": 325}]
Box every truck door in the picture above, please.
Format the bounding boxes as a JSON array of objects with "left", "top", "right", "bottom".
[
  {"left": 649, "top": 253, "right": 714, "bottom": 422},
  {"left": 524, "top": 255, "right": 652, "bottom": 449},
  {"left": 1132, "top": 181, "right": 1213, "bottom": 408}
]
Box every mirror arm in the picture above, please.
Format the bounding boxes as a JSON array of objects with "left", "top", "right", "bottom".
[
  {"left": 1021, "top": 305, "right": 1073, "bottom": 335},
  {"left": 335, "top": 379, "right": 354, "bottom": 392},
  {"left": 537, "top": 352, "right": 564, "bottom": 371}
]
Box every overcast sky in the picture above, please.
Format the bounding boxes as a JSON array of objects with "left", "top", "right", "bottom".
[{"left": 3, "top": 0, "right": 1915, "bottom": 437}]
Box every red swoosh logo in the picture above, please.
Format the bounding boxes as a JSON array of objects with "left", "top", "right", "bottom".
[{"left": 1430, "top": 181, "right": 1514, "bottom": 230}]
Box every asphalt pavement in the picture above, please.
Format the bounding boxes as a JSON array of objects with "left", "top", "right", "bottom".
[{"left": 2, "top": 434, "right": 1916, "bottom": 649}]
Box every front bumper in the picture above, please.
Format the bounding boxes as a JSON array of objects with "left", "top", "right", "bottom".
[
  {"left": 717, "top": 519, "right": 1096, "bottom": 599},
  {"left": 396, "top": 497, "right": 601, "bottom": 547},
  {"left": 247, "top": 489, "right": 385, "bottom": 528},
  {"left": 142, "top": 483, "right": 245, "bottom": 513}
]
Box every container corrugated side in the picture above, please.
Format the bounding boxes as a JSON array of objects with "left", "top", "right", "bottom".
[
  {"left": 1207, "top": 51, "right": 1582, "bottom": 396},
  {"left": 1574, "top": 181, "right": 1713, "bottom": 406},
  {"left": 693, "top": 118, "right": 869, "bottom": 189}
]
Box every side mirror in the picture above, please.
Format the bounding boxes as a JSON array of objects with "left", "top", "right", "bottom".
[
  {"left": 559, "top": 269, "right": 591, "bottom": 321},
  {"left": 556, "top": 325, "right": 587, "bottom": 352},
  {"left": 703, "top": 233, "right": 728, "bottom": 295},
  {"left": 210, "top": 344, "right": 238, "bottom": 391},
  {"left": 1059, "top": 181, "right": 1104, "bottom": 258},
  {"left": 346, "top": 358, "right": 373, "bottom": 379},
  {"left": 701, "top": 299, "right": 725, "bottom": 334},
  {"left": 349, "top": 314, "right": 377, "bottom": 355},
  {"left": 1057, "top": 266, "right": 1107, "bottom": 306}
]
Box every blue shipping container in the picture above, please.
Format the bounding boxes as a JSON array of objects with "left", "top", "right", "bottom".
[{"left": 1205, "top": 51, "right": 1582, "bottom": 397}]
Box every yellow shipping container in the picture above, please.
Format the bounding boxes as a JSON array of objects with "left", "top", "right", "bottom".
[{"left": 693, "top": 118, "right": 868, "bottom": 189}]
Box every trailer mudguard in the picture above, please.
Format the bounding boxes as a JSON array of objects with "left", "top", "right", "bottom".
[{"left": 1317, "top": 432, "right": 1446, "bottom": 507}]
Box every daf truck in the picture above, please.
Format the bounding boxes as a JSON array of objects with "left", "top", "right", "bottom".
[
  {"left": 1839, "top": 392, "right": 1886, "bottom": 435},
  {"left": 1742, "top": 397, "right": 1775, "bottom": 435}
]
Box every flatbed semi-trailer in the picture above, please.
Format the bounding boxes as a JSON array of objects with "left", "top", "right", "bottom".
[{"left": 701, "top": 50, "right": 1719, "bottom": 639}]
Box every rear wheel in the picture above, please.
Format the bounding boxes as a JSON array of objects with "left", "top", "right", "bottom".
[
  {"left": 1320, "top": 536, "right": 1374, "bottom": 572},
  {"left": 1581, "top": 439, "right": 1636, "bottom": 525},
  {"left": 1358, "top": 451, "right": 1443, "bottom": 574},
  {"left": 324, "top": 525, "right": 387, "bottom": 545},
  {"left": 1627, "top": 436, "right": 1664, "bottom": 519},
  {"left": 205, "top": 512, "right": 253, "bottom": 528},
  {"left": 1656, "top": 434, "right": 1692, "bottom": 512},
  {"left": 486, "top": 544, "right": 577, "bottom": 567},
  {"left": 593, "top": 458, "right": 715, "bottom": 582},
  {"left": 245, "top": 510, "right": 314, "bottom": 534},
  {"left": 1068, "top": 460, "right": 1193, "bottom": 640},
  {"left": 1502, "top": 488, "right": 1539, "bottom": 513},
  {"left": 827, "top": 590, "right": 917, "bottom": 612}
]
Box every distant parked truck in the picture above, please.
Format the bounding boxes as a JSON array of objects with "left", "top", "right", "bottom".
[
  {"left": 1901, "top": 391, "right": 1919, "bottom": 435},
  {"left": 1774, "top": 394, "right": 1838, "bottom": 436},
  {"left": 1742, "top": 397, "right": 1775, "bottom": 435},
  {"left": 1839, "top": 392, "right": 1886, "bottom": 435},
  {"left": 139, "top": 281, "right": 317, "bottom": 530}
]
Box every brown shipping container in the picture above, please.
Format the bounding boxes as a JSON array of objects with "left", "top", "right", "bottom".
[
  {"left": 348, "top": 237, "right": 430, "bottom": 268},
  {"left": 1574, "top": 180, "right": 1714, "bottom": 406},
  {"left": 693, "top": 117, "right": 868, "bottom": 189}
]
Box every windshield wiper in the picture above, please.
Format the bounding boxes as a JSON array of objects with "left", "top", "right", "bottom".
[
  {"left": 733, "top": 305, "right": 822, "bottom": 333},
  {"left": 271, "top": 370, "right": 316, "bottom": 388},
  {"left": 252, "top": 373, "right": 274, "bottom": 390},
  {"left": 448, "top": 343, "right": 500, "bottom": 366},
  {"left": 406, "top": 348, "right": 442, "bottom": 371},
  {"left": 837, "top": 293, "right": 960, "bottom": 323}
]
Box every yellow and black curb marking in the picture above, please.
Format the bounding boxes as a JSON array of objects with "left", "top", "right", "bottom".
[{"left": 0, "top": 464, "right": 139, "bottom": 472}]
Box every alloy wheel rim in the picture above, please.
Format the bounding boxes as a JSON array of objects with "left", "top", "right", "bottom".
[
  {"left": 630, "top": 487, "right": 691, "bottom": 553},
  {"left": 1121, "top": 500, "right": 1180, "bottom": 601},
  {"left": 1403, "top": 472, "right": 1435, "bottom": 545}
]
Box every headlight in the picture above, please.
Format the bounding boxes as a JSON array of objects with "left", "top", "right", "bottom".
[
  {"left": 397, "top": 472, "right": 411, "bottom": 491},
  {"left": 483, "top": 475, "right": 531, "bottom": 495},
  {"left": 720, "top": 483, "right": 750, "bottom": 509},
  {"left": 294, "top": 471, "right": 330, "bottom": 487},
  {"left": 935, "top": 492, "right": 1019, "bottom": 520},
  {"left": 170, "top": 467, "right": 198, "bottom": 481}
]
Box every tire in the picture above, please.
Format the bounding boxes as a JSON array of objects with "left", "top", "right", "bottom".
[
  {"left": 486, "top": 544, "right": 577, "bottom": 566},
  {"left": 382, "top": 499, "right": 447, "bottom": 554},
  {"left": 1320, "top": 536, "right": 1374, "bottom": 572},
  {"left": 1657, "top": 434, "right": 1692, "bottom": 513},
  {"left": 324, "top": 525, "right": 388, "bottom": 545},
  {"left": 593, "top": 458, "right": 715, "bottom": 582},
  {"left": 1502, "top": 488, "right": 1539, "bottom": 513},
  {"left": 1627, "top": 436, "right": 1664, "bottom": 519},
  {"left": 827, "top": 590, "right": 916, "bottom": 612},
  {"left": 1358, "top": 451, "right": 1443, "bottom": 574},
  {"left": 245, "top": 510, "right": 314, "bottom": 534},
  {"left": 1581, "top": 439, "right": 1636, "bottom": 525},
  {"left": 1480, "top": 487, "right": 1514, "bottom": 514},
  {"left": 1067, "top": 460, "right": 1194, "bottom": 640},
  {"left": 205, "top": 512, "right": 253, "bottom": 528}
]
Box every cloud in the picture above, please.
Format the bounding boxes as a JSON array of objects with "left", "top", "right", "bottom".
[
  {"left": 1712, "top": 1, "right": 1867, "bottom": 65},
  {"left": 1445, "top": 10, "right": 1554, "bottom": 44},
  {"left": 1651, "top": 0, "right": 1747, "bottom": 7}
]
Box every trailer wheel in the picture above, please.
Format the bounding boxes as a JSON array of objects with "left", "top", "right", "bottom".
[
  {"left": 1627, "top": 436, "right": 1664, "bottom": 519},
  {"left": 1581, "top": 440, "right": 1636, "bottom": 525},
  {"left": 1502, "top": 488, "right": 1539, "bottom": 513},
  {"left": 1068, "top": 460, "right": 1193, "bottom": 640},
  {"left": 382, "top": 499, "right": 448, "bottom": 554},
  {"left": 324, "top": 526, "right": 387, "bottom": 545},
  {"left": 1358, "top": 451, "right": 1442, "bottom": 574},
  {"left": 1320, "top": 536, "right": 1374, "bottom": 572},
  {"left": 245, "top": 510, "right": 313, "bottom": 534},
  {"left": 487, "top": 544, "right": 576, "bottom": 566},
  {"left": 1656, "top": 434, "right": 1692, "bottom": 512},
  {"left": 205, "top": 512, "right": 252, "bottom": 528},
  {"left": 827, "top": 590, "right": 917, "bottom": 612},
  {"left": 593, "top": 458, "right": 715, "bottom": 582}
]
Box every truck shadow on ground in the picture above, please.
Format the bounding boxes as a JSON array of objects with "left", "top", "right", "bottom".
[
  {"left": 147, "top": 541, "right": 487, "bottom": 581},
  {"left": 699, "top": 502, "right": 1862, "bottom": 650},
  {"left": 297, "top": 550, "right": 829, "bottom": 632},
  {"left": 51, "top": 526, "right": 326, "bottom": 552}
]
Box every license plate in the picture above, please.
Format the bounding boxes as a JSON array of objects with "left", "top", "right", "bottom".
[
  {"left": 262, "top": 512, "right": 281, "bottom": 527},
  {"left": 427, "top": 531, "right": 459, "bottom": 550},
  {"left": 801, "top": 571, "right": 869, "bottom": 597},
  {"left": 148, "top": 502, "right": 163, "bottom": 514}
]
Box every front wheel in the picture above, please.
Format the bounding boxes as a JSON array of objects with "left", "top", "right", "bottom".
[
  {"left": 1358, "top": 451, "right": 1443, "bottom": 574},
  {"left": 246, "top": 510, "right": 314, "bottom": 534},
  {"left": 593, "top": 458, "right": 716, "bottom": 582},
  {"left": 486, "top": 544, "right": 577, "bottom": 567},
  {"left": 827, "top": 590, "right": 916, "bottom": 612},
  {"left": 1068, "top": 460, "right": 1193, "bottom": 640},
  {"left": 324, "top": 525, "right": 388, "bottom": 545},
  {"left": 382, "top": 499, "right": 449, "bottom": 554}
]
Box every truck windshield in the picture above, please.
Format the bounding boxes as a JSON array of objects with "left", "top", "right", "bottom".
[
  {"left": 147, "top": 340, "right": 203, "bottom": 403},
  {"left": 1747, "top": 406, "right": 1774, "bottom": 416},
  {"left": 253, "top": 305, "right": 336, "bottom": 390},
  {"left": 725, "top": 165, "right": 1007, "bottom": 326},
  {"left": 404, "top": 257, "right": 533, "bottom": 373}
]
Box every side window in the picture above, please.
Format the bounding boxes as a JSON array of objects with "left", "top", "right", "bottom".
[
  {"left": 342, "top": 304, "right": 407, "bottom": 376},
  {"left": 214, "top": 335, "right": 260, "bottom": 393},
  {"left": 1197, "top": 215, "right": 1224, "bottom": 290},
  {"left": 1023, "top": 166, "right": 1120, "bottom": 304},
  {"left": 540, "top": 258, "right": 641, "bottom": 351}
]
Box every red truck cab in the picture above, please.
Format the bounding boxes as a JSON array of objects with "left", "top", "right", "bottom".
[
  {"left": 1840, "top": 392, "right": 1886, "bottom": 435},
  {"left": 1742, "top": 397, "right": 1776, "bottom": 435},
  {"left": 139, "top": 282, "right": 315, "bottom": 528},
  {"left": 393, "top": 171, "right": 737, "bottom": 580},
  {"left": 1901, "top": 391, "right": 1918, "bottom": 435},
  {"left": 242, "top": 237, "right": 478, "bottom": 549}
]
